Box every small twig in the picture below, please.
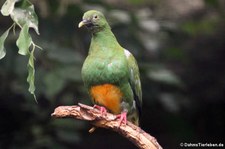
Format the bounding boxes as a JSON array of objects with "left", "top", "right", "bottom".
[{"left": 51, "top": 103, "right": 163, "bottom": 149}]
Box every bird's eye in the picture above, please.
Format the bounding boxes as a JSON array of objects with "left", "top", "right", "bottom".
[{"left": 94, "top": 15, "right": 98, "bottom": 19}]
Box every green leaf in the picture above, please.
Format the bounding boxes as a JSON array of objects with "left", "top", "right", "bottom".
[
  {"left": 10, "top": 4, "right": 39, "bottom": 34},
  {"left": 27, "top": 48, "right": 36, "bottom": 100},
  {"left": 0, "top": 28, "right": 11, "bottom": 59},
  {"left": 16, "top": 23, "right": 31, "bottom": 55},
  {"left": 0, "top": 0, "right": 18, "bottom": 16}
]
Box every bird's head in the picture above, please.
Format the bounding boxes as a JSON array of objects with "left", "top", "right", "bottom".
[{"left": 78, "top": 10, "right": 109, "bottom": 33}]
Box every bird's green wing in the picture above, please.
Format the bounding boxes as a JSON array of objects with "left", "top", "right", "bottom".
[{"left": 124, "top": 49, "right": 142, "bottom": 116}]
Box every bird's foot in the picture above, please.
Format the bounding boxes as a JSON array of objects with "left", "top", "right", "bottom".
[
  {"left": 116, "top": 112, "right": 127, "bottom": 126},
  {"left": 93, "top": 105, "right": 107, "bottom": 116}
]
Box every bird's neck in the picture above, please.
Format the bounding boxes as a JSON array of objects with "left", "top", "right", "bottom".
[{"left": 90, "top": 27, "right": 121, "bottom": 52}]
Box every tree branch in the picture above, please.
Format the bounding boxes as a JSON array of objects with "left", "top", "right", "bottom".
[{"left": 51, "top": 103, "right": 163, "bottom": 149}]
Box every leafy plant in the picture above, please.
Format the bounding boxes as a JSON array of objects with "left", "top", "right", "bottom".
[{"left": 0, "top": 0, "right": 42, "bottom": 101}]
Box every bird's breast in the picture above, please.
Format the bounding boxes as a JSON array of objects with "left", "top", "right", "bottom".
[{"left": 81, "top": 54, "right": 128, "bottom": 85}]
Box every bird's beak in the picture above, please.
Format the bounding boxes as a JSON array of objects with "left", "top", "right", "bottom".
[
  {"left": 78, "top": 19, "right": 91, "bottom": 28},
  {"left": 78, "top": 21, "right": 85, "bottom": 28}
]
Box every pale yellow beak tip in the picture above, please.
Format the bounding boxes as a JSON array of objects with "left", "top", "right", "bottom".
[{"left": 78, "top": 21, "right": 84, "bottom": 28}]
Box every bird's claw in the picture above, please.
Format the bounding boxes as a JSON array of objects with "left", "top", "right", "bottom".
[
  {"left": 116, "top": 112, "right": 127, "bottom": 126},
  {"left": 93, "top": 105, "right": 107, "bottom": 116}
]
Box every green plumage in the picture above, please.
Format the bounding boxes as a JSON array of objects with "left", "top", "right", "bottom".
[{"left": 79, "top": 10, "right": 142, "bottom": 125}]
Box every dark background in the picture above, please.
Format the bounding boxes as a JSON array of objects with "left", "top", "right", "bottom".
[{"left": 0, "top": 0, "right": 225, "bottom": 148}]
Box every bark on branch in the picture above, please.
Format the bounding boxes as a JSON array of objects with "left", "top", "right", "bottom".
[{"left": 51, "top": 103, "right": 163, "bottom": 149}]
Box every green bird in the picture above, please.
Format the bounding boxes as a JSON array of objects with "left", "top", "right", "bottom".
[{"left": 78, "top": 10, "right": 142, "bottom": 126}]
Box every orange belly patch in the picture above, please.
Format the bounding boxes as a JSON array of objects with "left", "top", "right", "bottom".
[{"left": 90, "top": 84, "right": 123, "bottom": 114}]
